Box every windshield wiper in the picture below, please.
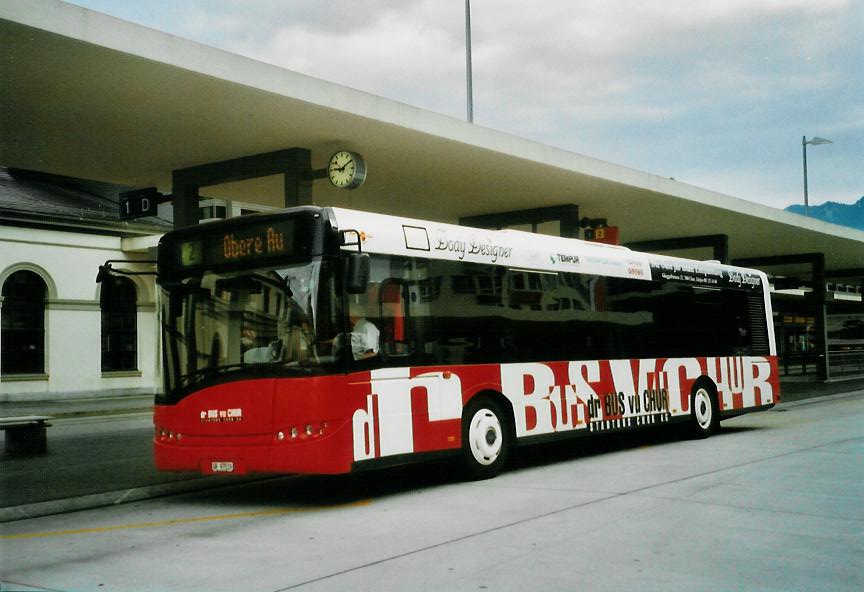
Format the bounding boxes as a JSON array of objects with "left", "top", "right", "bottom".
[
  {"left": 178, "top": 363, "right": 246, "bottom": 385},
  {"left": 179, "top": 361, "right": 315, "bottom": 386}
]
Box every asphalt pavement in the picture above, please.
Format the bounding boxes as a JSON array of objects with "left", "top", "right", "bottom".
[
  {"left": 0, "top": 397, "right": 261, "bottom": 523},
  {"left": 1, "top": 377, "right": 863, "bottom": 524}
]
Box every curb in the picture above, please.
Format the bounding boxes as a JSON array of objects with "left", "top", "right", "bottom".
[
  {"left": 0, "top": 475, "right": 266, "bottom": 524},
  {"left": 771, "top": 389, "right": 864, "bottom": 410},
  {"left": 44, "top": 407, "right": 154, "bottom": 420}
]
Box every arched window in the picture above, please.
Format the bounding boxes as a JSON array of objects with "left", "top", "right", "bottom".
[
  {"left": 1, "top": 270, "right": 47, "bottom": 375},
  {"left": 101, "top": 276, "right": 138, "bottom": 372}
]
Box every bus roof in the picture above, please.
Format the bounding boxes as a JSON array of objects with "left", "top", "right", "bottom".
[
  {"left": 330, "top": 207, "right": 646, "bottom": 280},
  {"left": 329, "top": 207, "right": 766, "bottom": 290}
]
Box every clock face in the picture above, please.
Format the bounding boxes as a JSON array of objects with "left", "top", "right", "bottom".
[{"left": 328, "top": 151, "right": 366, "bottom": 189}]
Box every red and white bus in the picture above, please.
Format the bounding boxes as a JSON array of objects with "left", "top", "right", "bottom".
[{"left": 153, "top": 206, "right": 778, "bottom": 479}]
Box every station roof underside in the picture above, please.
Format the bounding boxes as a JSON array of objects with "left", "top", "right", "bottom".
[{"left": 1, "top": 1, "right": 862, "bottom": 277}]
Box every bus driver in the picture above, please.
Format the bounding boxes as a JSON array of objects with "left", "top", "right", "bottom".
[{"left": 333, "top": 296, "right": 380, "bottom": 360}]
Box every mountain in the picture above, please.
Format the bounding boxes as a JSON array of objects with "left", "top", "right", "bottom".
[{"left": 785, "top": 196, "right": 864, "bottom": 231}]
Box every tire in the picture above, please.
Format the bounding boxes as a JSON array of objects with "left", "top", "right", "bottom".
[
  {"left": 690, "top": 382, "right": 719, "bottom": 438},
  {"left": 461, "top": 397, "right": 511, "bottom": 480}
]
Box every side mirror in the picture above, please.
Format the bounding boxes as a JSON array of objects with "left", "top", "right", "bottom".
[
  {"left": 346, "top": 252, "right": 370, "bottom": 294},
  {"left": 95, "top": 263, "right": 112, "bottom": 284}
]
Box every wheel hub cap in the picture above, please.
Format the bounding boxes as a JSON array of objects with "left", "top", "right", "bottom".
[{"left": 470, "top": 409, "right": 502, "bottom": 466}]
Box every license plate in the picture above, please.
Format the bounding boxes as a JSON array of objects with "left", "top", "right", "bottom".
[{"left": 211, "top": 461, "right": 234, "bottom": 473}]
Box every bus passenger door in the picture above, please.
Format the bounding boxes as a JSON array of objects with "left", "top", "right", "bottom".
[
  {"left": 352, "top": 368, "right": 463, "bottom": 461},
  {"left": 407, "top": 370, "right": 462, "bottom": 454}
]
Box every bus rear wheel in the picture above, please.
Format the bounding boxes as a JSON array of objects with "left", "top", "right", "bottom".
[
  {"left": 461, "top": 398, "right": 510, "bottom": 480},
  {"left": 690, "top": 382, "right": 719, "bottom": 438}
]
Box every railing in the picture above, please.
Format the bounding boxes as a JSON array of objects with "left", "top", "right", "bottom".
[
  {"left": 829, "top": 351, "right": 864, "bottom": 377},
  {"left": 780, "top": 352, "right": 820, "bottom": 376}
]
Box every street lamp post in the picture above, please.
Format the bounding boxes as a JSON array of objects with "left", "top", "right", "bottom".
[
  {"left": 465, "top": 0, "right": 474, "bottom": 123},
  {"left": 801, "top": 136, "right": 832, "bottom": 216}
]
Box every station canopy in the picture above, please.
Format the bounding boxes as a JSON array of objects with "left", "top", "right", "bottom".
[{"left": 2, "top": 1, "right": 862, "bottom": 276}]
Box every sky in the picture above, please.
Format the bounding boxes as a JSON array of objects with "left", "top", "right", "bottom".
[{"left": 68, "top": 0, "right": 863, "bottom": 211}]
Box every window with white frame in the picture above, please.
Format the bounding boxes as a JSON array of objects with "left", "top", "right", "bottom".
[
  {"left": 1, "top": 270, "right": 47, "bottom": 375},
  {"left": 100, "top": 275, "right": 138, "bottom": 372}
]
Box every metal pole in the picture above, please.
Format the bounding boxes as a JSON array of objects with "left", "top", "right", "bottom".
[
  {"left": 802, "top": 135, "right": 809, "bottom": 216},
  {"left": 465, "top": 0, "right": 474, "bottom": 123}
]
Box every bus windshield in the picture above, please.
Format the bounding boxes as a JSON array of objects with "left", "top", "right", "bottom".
[{"left": 159, "top": 258, "right": 342, "bottom": 403}]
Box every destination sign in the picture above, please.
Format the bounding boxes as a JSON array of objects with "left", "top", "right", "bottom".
[
  {"left": 221, "top": 225, "right": 287, "bottom": 262},
  {"left": 165, "top": 219, "right": 299, "bottom": 274}
]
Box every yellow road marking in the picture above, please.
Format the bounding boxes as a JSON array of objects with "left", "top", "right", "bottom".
[{"left": 1, "top": 499, "right": 370, "bottom": 541}]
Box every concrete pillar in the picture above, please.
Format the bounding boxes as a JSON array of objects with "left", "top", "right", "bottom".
[
  {"left": 171, "top": 148, "right": 314, "bottom": 228},
  {"left": 170, "top": 180, "right": 200, "bottom": 228}
]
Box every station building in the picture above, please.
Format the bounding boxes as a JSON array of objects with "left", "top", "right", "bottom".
[
  {"left": 0, "top": 168, "right": 165, "bottom": 401},
  {"left": 1, "top": 1, "right": 862, "bottom": 402}
]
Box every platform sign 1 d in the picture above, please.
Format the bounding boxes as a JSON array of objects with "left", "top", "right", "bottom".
[{"left": 119, "top": 187, "right": 170, "bottom": 220}]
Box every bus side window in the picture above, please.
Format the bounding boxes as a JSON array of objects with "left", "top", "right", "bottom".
[{"left": 378, "top": 279, "right": 410, "bottom": 357}]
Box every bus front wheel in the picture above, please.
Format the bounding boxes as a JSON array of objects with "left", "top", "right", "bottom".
[
  {"left": 461, "top": 398, "right": 510, "bottom": 480},
  {"left": 690, "top": 382, "right": 719, "bottom": 438}
]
